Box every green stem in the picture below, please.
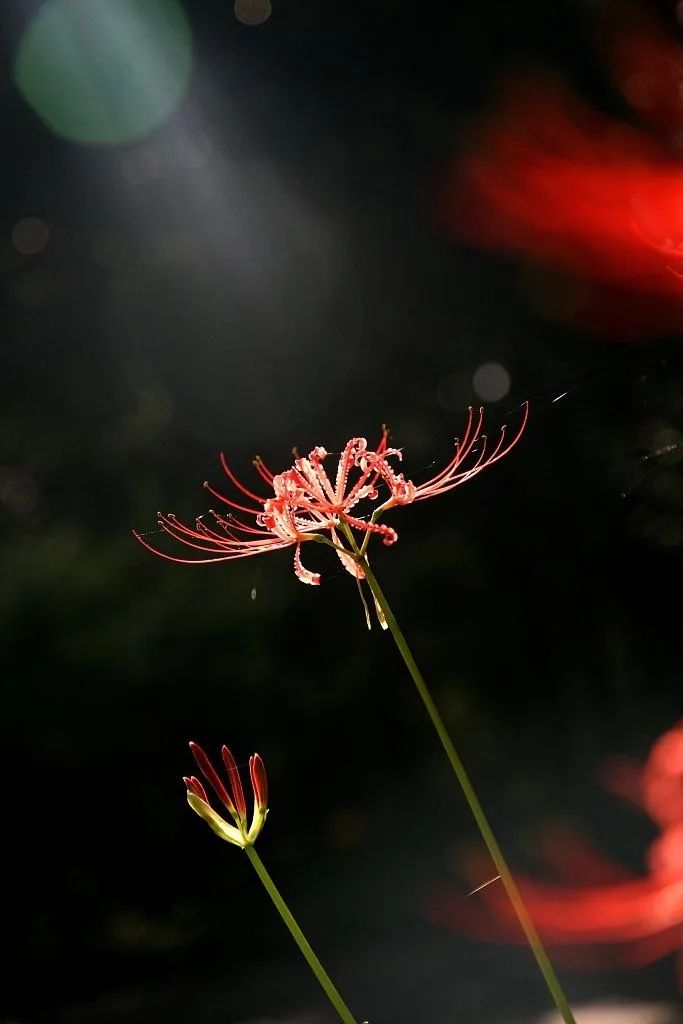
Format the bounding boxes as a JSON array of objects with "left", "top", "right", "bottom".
[
  {"left": 358, "top": 556, "right": 577, "bottom": 1024},
  {"left": 244, "top": 845, "right": 359, "bottom": 1024}
]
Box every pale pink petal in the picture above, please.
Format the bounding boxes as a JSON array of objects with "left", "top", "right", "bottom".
[
  {"left": 293, "top": 543, "right": 320, "bottom": 585},
  {"left": 331, "top": 528, "right": 364, "bottom": 578}
]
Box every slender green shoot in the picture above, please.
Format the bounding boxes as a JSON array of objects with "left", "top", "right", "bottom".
[{"left": 244, "top": 845, "right": 359, "bottom": 1024}]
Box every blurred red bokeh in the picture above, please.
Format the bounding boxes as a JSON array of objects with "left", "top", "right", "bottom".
[
  {"left": 428, "top": 722, "right": 683, "bottom": 990},
  {"left": 437, "top": 7, "right": 683, "bottom": 337}
]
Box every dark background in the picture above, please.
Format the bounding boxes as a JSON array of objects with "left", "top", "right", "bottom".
[{"left": 2, "top": 1, "right": 682, "bottom": 1022}]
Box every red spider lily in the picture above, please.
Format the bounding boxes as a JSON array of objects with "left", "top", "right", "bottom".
[
  {"left": 184, "top": 741, "right": 268, "bottom": 848},
  {"left": 428, "top": 722, "right": 683, "bottom": 991},
  {"left": 436, "top": 8, "right": 683, "bottom": 337},
  {"left": 134, "top": 404, "right": 528, "bottom": 590}
]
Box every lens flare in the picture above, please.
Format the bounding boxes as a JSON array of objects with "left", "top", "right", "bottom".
[{"left": 14, "top": 0, "right": 193, "bottom": 145}]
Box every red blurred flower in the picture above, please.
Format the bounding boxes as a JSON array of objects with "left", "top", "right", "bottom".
[
  {"left": 184, "top": 741, "right": 268, "bottom": 848},
  {"left": 428, "top": 722, "right": 683, "bottom": 990},
  {"left": 437, "top": 8, "right": 683, "bottom": 336},
  {"left": 134, "top": 404, "right": 527, "bottom": 588}
]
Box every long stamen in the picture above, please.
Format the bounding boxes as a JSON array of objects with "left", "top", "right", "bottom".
[
  {"left": 158, "top": 514, "right": 234, "bottom": 551},
  {"left": 203, "top": 480, "right": 263, "bottom": 516},
  {"left": 132, "top": 541, "right": 232, "bottom": 565},
  {"left": 209, "top": 512, "right": 274, "bottom": 537},
  {"left": 219, "top": 452, "right": 268, "bottom": 504},
  {"left": 414, "top": 404, "right": 528, "bottom": 498},
  {"left": 156, "top": 516, "right": 290, "bottom": 556},
  {"left": 253, "top": 456, "right": 275, "bottom": 485},
  {"left": 416, "top": 406, "right": 482, "bottom": 490}
]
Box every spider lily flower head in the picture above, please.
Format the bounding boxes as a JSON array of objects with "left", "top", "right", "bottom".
[
  {"left": 184, "top": 741, "right": 268, "bottom": 848},
  {"left": 134, "top": 403, "right": 528, "bottom": 588}
]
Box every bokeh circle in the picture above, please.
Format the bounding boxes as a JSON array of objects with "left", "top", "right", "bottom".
[{"left": 14, "top": 0, "right": 193, "bottom": 146}]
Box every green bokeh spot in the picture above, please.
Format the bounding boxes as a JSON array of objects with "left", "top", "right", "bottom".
[{"left": 14, "top": 0, "right": 193, "bottom": 145}]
